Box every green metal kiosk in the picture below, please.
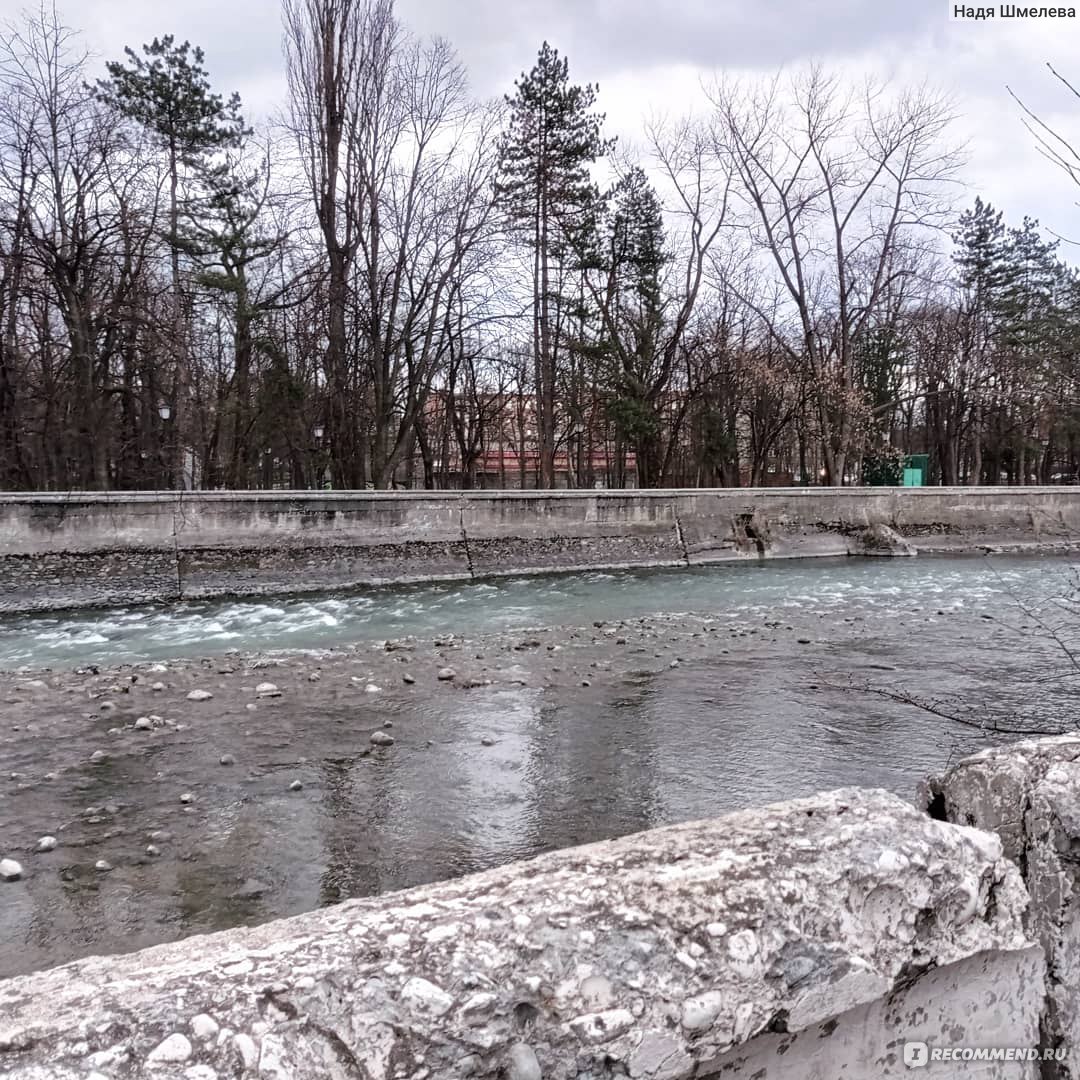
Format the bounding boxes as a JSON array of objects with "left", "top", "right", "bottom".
[{"left": 902, "top": 454, "right": 929, "bottom": 487}]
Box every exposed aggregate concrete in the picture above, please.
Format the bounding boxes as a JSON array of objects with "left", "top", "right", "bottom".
[
  {"left": 0, "top": 786, "right": 1034, "bottom": 1079},
  {"left": 929, "top": 735, "right": 1080, "bottom": 1078}
]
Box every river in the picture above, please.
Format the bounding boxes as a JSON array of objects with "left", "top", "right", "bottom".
[{"left": 0, "top": 552, "right": 1076, "bottom": 978}]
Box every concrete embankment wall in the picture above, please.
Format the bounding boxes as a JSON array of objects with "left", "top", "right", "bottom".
[{"left": 1, "top": 486, "right": 1079, "bottom": 613}]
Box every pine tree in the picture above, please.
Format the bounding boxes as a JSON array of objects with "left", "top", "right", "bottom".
[
  {"left": 954, "top": 203, "right": 1068, "bottom": 482},
  {"left": 95, "top": 37, "right": 249, "bottom": 487},
  {"left": 952, "top": 199, "right": 1014, "bottom": 483},
  {"left": 497, "top": 42, "right": 613, "bottom": 488},
  {"left": 954, "top": 198, "right": 1012, "bottom": 309},
  {"left": 608, "top": 167, "right": 665, "bottom": 323},
  {"left": 95, "top": 37, "right": 249, "bottom": 284},
  {"left": 175, "top": 159, "right": 286, "bottom": 486},
  {"left": 1000, "top": 217, "right": 1061, "bottom": 353},
  {"left": 602, "top": 167, "right": 669, "bottom": 486},
  {"left": 999, "top": 218, "right": 1065, "bottom": 481}
]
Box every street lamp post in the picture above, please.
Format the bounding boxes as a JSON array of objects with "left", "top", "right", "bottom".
[
  {"left": 311, "top": 425, "right": 325, "bottom": 490},
  {"left": 157, "top": 404, "right": 172, "bottom": 489}
]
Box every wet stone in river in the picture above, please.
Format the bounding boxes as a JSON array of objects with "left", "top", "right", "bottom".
[{"left": 0, "top": 858, "right": 23, "bottom": 881}]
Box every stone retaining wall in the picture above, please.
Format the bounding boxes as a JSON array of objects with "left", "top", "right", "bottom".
[{"left": 2, "top": 487, "right": 1079, "bottom": 613}]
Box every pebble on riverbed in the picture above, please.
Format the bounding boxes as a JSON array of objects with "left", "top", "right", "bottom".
[
  {"left": 36, "top": 836, "right": 57, "bottom": 852},
  {"left": 289, "top": 779, "right": 303, "bottom": 791},
  {"left": 134, "top": 716, "right": 153, "bottom": 730},
  {"left": 255, "top": 682, "right": 281, "bottom": 698},
  {"left": 437, "top": 667, "right": 456, "bottom": 681},
  {"left": 186, "top": 689, "right": 213, "bottom": 701},
  {"left": 219, "top": 754, "right": 236, "bottom": 766},
  {"left": 0, "top": 858, "right": 23, "bottom": 881},
  {"left": 179, "top": 792, "right": 193, "bottom": 803},
  {"left": 94, "top": 860, "right": 112, "bottom": 872},
  {"left": 370, "top": 731, "right": 395, "bottom": 747}
]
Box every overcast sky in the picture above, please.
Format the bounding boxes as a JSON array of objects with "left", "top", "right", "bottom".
[{"left": 64, "top": 0, "right": 1080, "bottom": 246}]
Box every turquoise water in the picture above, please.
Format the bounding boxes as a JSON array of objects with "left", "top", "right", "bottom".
[{"left": 0, "top": 553, "right": 1074, "bottom": 668}]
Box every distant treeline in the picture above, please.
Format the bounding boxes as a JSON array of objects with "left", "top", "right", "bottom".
[{"left": 1, "top": 2, "right": 1079, "bottom": 490}]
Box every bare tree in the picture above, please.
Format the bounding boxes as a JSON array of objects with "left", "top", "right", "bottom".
[
  {"left": 0, "top": 6, "right": 158, "bottom": 488},
  {"left": 712, "top": 69, "right": 961, "bottom": 484},
  {"left": 283, "top": 0, "right": 383, "bottom": 486},
  {"left": 357, "top": 46, "right": 500, "bottom": 489},
  {"left": 1008, "top": 64, "right": 1080, "bottom": 196}
]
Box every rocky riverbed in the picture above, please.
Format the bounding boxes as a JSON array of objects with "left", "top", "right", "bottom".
[{"left": 1, "top": 556, "right": 1077, "bottom": 979}]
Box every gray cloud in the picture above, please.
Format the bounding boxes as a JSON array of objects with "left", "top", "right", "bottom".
[
  {"left": 397, "top": 0, "right": 944, "bottom": 95},
  {"left": 58, "top": 0, "right": 1080, "bottom": 238},
  {"left": 77, "top": 0, "right": 285, "bottom": 119}
]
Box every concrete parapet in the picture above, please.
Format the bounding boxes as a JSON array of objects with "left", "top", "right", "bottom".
[
  {"left": 928, "top": 735, "right": 1080, "bottom": 1078},
  {"left": 0, "top": 787, "right": 1037, "bottom": 1079}
]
